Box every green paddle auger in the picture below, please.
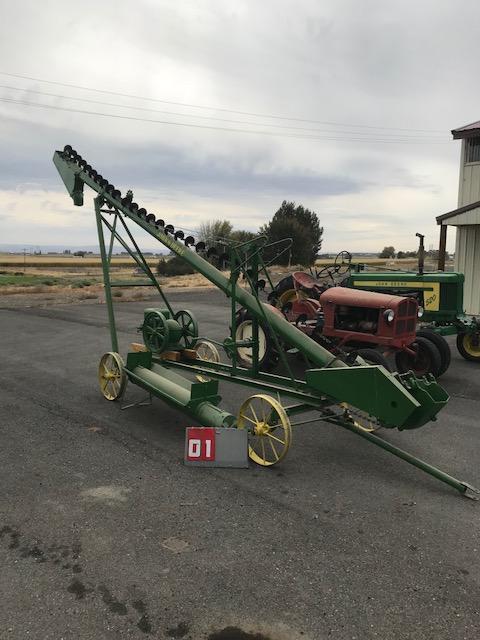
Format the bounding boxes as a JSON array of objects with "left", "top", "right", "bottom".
[{"left": 53, "top": 146, "right": 479, "bottom": 497}]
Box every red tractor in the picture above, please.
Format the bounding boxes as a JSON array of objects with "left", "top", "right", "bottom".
[{"left": 235, "top": 270, "right": 441, "bottom": 377}]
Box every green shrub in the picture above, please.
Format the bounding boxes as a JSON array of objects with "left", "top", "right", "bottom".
[
  {"left": 112, "top": 290, "right": 123, "bottom": 297},
  {"left": 72, "top": 279, "right": 91, "bottom": 289},
  {"left": 157, "top": 256, "right": 194, "bottom": 277}
]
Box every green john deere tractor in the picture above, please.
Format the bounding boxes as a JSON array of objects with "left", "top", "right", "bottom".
[{"left": 346, "top": 234, "right": 480, "bottom": 365}]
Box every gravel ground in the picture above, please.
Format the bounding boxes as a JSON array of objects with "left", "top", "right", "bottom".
[{"left": 0, "top": 290, "right": 479, "bottom": 640}]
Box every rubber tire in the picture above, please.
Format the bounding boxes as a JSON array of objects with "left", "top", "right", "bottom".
[
  {"left": 234, "top": 309, "right": 280, "bottom": 372},
  {"left": 354, "top": 348, "right": 391, "bottom": 372},
  {"left": 416, "top": 329, "right": 451, "bottom": 376},
  {"left": 456, "top": 332, "right": 480, "bottom": 362},
  {"left": 268, "top": 275, "right": 294, "bottom": 304},
  {"left": 395, "top": 336, "right": 442, "bottom": 377}
]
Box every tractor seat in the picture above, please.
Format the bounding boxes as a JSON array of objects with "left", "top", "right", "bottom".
[{"left": 292, "top": 271, "right": 319, "bottom": 290}]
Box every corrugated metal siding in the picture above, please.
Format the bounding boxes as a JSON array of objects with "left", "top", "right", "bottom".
[
  {"left": 459, "top": 163, "right": 480, "bottom": 206},
  {"left": 455, "top": 225, "right": 480, "bottom": 314},
  {"left": 465, "top": 138, "right": 480, "bottom": 163},
  {"left": 458, "top": 140, "right": 465, "bottom": 206}
]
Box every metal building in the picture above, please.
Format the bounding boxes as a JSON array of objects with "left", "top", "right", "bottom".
[{"left": 436, "top": 121, "right": 480, "bottom": 315}]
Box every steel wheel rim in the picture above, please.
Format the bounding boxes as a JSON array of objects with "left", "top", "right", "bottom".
[
  {"left": 235, "top": 321, "right": 267, "bottom": 364},
  {"left": 195, "top": 340, "right": 220, "bottom": 382},
  {"left": 237, "top": 394, "right": 291, "bottom": 466},
  {"left": 98, "top": 352, "right": 126, "bottom": 401},
  {"left": 462, "top": 334, "right": 480, "bottom": 357},
  {"left": 277, "top": 289, "right": 308, "bottom": 308},
  {"left": 341, "top": 403, "right": 381, "bottom": 433},
  {"left": 143, "top": 311, "right": 169, "bottom": 352},
  {"left": 174, "top": 310, "right": 198, "bottom": 349}
]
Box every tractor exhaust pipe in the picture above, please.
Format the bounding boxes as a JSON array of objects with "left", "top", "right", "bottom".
[{"left": 416, "top": 232, "right": 425, "bottom": 275}]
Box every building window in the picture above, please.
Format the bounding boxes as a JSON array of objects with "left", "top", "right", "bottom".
[{"left": 465, "top": 137, "right": 480, "bottom": 163}]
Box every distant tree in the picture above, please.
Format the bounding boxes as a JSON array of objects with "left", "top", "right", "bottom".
[
  {"left": 230, "top": 229, "right": 257, "bottom": 244},
  {"left": 157, "top": 255, "right": 195, "bottom": 276},
  {"left": 378, "top": 246, "right": 396, "bottom": 259},
  {"left": 260, "top": 201, "right": 323, "bottom": 266},
  {"left": 396, "top": 251, "right": 406, "bottom": 259},
  {"left": 73, "top": 250, "right": 86, "bottom": 257},
  {"left": 198, "top": 220, "right": 233, "bottom": 245}
]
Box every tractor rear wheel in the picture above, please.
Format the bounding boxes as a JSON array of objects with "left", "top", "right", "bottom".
[
  {"left": 354, "top": 348, "right": 391, "bottom": 371},
  {"left": 456, "top": 331, "right": 480, "bottom": 362},
  {"left": 395, "top": 336, "right": 442, "bottom": 377},
  {"left": 416, "top": 329, "right": 451, "bottom": 376}
]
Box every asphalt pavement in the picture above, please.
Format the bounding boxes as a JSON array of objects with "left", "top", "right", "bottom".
[{"left": 1, "top": 290, "right": 479, "bottom": 640}]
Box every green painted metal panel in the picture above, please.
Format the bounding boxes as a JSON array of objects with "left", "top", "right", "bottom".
[
  {"left": 348, "top": 271, "right": 465, "bottom": 322},
  {"left": 305, "top": 366, "right": 448, "bottom": 430}
]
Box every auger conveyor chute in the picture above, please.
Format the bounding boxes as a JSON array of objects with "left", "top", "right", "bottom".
[{"left": 53, "top": 146, "right": 478, "bottom": 497}]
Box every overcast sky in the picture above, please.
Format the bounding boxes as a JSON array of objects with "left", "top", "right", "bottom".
[{"left": 1, "top": 0, "right": 479, "bottom": 253}]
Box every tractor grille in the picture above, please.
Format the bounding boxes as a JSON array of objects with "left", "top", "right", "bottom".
[{"left": 395, "top": 300, "right": 417, "bottom": 336}]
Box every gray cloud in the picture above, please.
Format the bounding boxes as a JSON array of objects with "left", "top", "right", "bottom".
[{"left": 0, "top": 0, "right": 477, "bottom": 251}]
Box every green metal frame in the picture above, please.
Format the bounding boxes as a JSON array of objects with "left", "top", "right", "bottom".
[{"left": 53, "top": 148, "right": 480, "bottom": 497}]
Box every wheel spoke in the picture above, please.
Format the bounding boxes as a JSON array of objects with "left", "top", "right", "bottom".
[
  {"left": 266, "top": 422, "right": 282, "bottom": 431},
  {"left": 261, "top": 437, "right": 266, "bottom": 463},
  {"left": 260, "top": 400, "right": 267, "bottom": 422},
  {"left": 265, "top": 432, "right": 286, "bottom": 446},
  {"left": 268, "top": 437, "right": 279, "bottom": 461},
  {"left": 250, "top": 405, "right": 260, "bottom": 424}
]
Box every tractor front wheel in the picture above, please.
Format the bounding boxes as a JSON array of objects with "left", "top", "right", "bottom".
[
  {"left": 354, "top": 348, "right": 391, "bottom": 371},
  {"left": 456, "top": 332, "right": 480, "bottom": 362},
  {"left": 395, "top": 337, "right": 442, "bottom": 377},
  {"left": 416, "top": 329, "right": 451, "bottom": 376}
]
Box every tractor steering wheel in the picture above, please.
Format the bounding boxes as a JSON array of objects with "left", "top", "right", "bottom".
[
  {"left": 315, "top": 250, "right": 352, "bottom": 284},
  {"left": 334, "top": 250, "right": 352, "bottom": 276}
]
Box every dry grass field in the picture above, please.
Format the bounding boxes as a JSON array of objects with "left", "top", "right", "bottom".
[
  {"left": 0, "top": 253, "right": 446, "bottom": 309},
  {"left": 0, "top": 255, "right": 159, "bottom": 268}
]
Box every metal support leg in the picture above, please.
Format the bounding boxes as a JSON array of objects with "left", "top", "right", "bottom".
[
  {"left": 121, "top": 393, "right": 153, "bottom": 411},
  {"left": 335, "top": 418, "right": 480, "bottom": 498},
  {"left": 95, "top": 197, "right": 119, "bottom": 353}
]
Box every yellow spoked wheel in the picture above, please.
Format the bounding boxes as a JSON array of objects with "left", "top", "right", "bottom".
[
  {"left": 237, "top": 394, "right": 292, "bottom": 466},
  {"left": 98, "top": 352, "right": 127, "bottom": 401},
  {"left": 195, "top": 340, "right": 220, "bottom": 382}
]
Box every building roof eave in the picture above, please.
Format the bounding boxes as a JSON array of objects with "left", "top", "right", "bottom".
[
  {"left": 436, "top": 199, "right": 480, "bottom": 224},
  {"left": 452, "top": 120, "right": 480, "bottom": 139}
]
